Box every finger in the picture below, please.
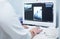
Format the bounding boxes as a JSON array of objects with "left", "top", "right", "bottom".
[{"left": 31, "top": 31, "right": 36, "bottom": 37}]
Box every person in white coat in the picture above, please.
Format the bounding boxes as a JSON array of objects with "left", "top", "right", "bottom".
[{"left": 0, "top": 0, "right": 41, "bottom": 39}]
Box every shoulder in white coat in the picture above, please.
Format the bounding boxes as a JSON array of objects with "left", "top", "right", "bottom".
[{"left": 0, "top": 0, "right": 31, "bottom": 39}]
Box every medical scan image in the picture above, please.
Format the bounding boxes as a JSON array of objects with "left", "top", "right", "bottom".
[
  {"left": 33, "top": 7, "right": 42, "bottom": 21},
  {"left": 24, "top": 2, "right": 53, "bottom": 22}
]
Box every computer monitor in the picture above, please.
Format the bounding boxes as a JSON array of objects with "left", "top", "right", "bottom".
[{"left": 23, "top": 2, "right": 56, "bottom": 27}]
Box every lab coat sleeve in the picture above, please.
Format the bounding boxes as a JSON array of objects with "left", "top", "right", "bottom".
[{"left": 0, "top": 2, "right": 32, "bottom": 39}]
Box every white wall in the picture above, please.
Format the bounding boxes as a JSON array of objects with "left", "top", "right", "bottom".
[
  {"left": 8, "top": 0, "right": 24, "bottom": 18},
  {"left": 57, "top": 0, "right": 60, "bottom": 38},
  {"left": 55, "top": 0, "right": 60, "bottom": 39}
]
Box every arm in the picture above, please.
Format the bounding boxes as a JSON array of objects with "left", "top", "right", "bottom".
[{"left": 0, "top": 2, "right": 31, "bottom": 39}]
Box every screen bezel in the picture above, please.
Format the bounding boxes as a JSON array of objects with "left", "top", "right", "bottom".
[{"left": 23, "top": 2, "right": 56, "bottom": 27}]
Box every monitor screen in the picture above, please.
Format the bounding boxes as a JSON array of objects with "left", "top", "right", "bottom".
[
  {"left": 23, "top": 2, "right": 54, "bottom": 26},
  {"left": 24, "top": 2, "right": 53, "bottom": 22}
]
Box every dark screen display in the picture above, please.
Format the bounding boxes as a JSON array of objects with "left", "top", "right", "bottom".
[{"left": 24, "top": 2, "right": 53, "bottom": 22}]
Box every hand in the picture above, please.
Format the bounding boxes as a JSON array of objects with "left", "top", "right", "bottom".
[
  {"left": 22, "top": 25, "right": 29, "bottom": 29},
  {"left": 30, "top": 28, "right": 42, "bottom": 38}
]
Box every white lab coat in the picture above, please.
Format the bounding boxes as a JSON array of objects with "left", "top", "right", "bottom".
[{"left": 0, "top": 0, "right": 31, "bottom": 39}]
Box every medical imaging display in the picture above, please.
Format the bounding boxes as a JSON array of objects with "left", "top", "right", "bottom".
[
  {"left": 24, "top": 2, "right": 53, "bottom": 22},
  {"left": 33, "top": 7, "right": 42, "bottom": 21}
]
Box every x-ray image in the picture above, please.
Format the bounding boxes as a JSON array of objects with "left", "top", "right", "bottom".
[
  {"left": 24, "top": 4, "right": 32, "bottom": 11},
  {"left": 33, "top": 7, "right": 42, "bottom": 21},
  {"left": 24, "top": 3, "right": 53, "bottom": 22}
]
